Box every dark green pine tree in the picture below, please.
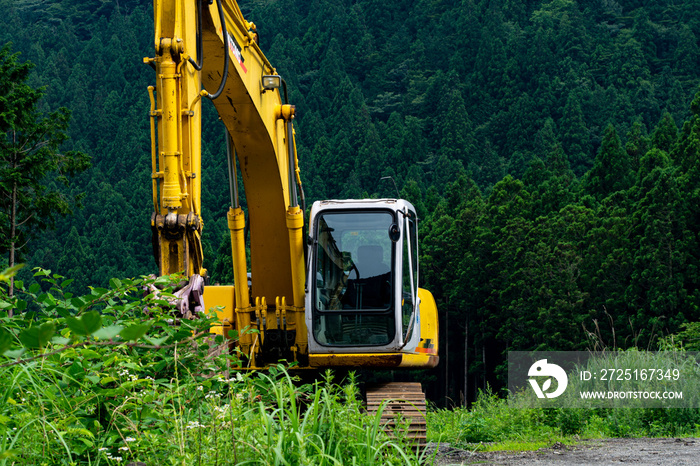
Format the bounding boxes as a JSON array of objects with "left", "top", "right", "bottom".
[
  {"left": 536, "top": 145, "right": 575, "bottom": 216},
  {"left": 533, "top": 117, "right": 558, "bottom": 158},
  {"left": 420, "top": 211, "right": 456, "bottom": 306},
  {"left": 309, "top": 135, "right": 334, "bottom": 200},
  {"left": 471, "top": 26, "right": 507, "bottom": 119},
  {"left": 56, "top": 226, "right": 95, "bottom": 294},
  {"left": 560, "top": 93, "right": 591, "bottom": 176},
  {"left": 607, "top": 38, "right": 650, "bottom": 91},
  {"left": 503, "top": 93, "right": 541, "bottom": 161},
  {"left": 582, "top": 190, "right": 635, "bottom": 348},
  {"left": 450, "top": 0, "right": 481, "bottom": 77},
  {"left": 475, "top": 138, "right": 505, "bottom": 189},
  {"left": 626, "top": 160, "right": 693, "bottom": 338},
  {"left": 432, "top": 153, "right": 467, "bottom": 193},
  {"left": 474, "top": 176, "right": 533, "bottom": 355},
  {"left": 398, "top": 116, "right": 428, "bottom": 177},
  {"left": 673, "top": 25, "right": 700, "bottom": 81},
  {"left": 442, "top": 175, "right": 485, "bottom": 403},
  {"left": 0, "top": 44, "right": 90, "bottom": 300},
  {"left": 211, "top": 232, "right": 234, "bottom": 286},
  {"left": 651, "top": 112, "right": 678, "bottom": 154},
  {"left": 400, "top": 180, "right": 427, "bottom": 221},
  {"left": 421, "top": 175, "right": 482, "bottom": 307},
  {"left": 518, "top": 204, "right": 594, "bottom": 351},
  {"left": 522, "top": 156, "right": 550, "bottom": 189},
  {"left": 583, "top": 124, "right": 633, "bottom": 200},
  {"left": 625, "top": 120, "right": 650, "bottom": 174},
  {"left": 382, "top": 112, "right": 407, "bottom": 176},
  {"left": 355, "top": 121, "right": 387, "bottom": 195},
  {"left": 435, "top": 85, "right": 474, "bottom": 168},
  {"left": 671, "top": 90, "right": 700, "bottom": 174},
  {"left": 670, "top": 92, "right": 700, "bottom": 322},
  {"left": 633, "top": 80, "right": 660, "bottom": 132},
  {"left": 632, "top": 9, "right": 657, "bottom": 65},
  {"left": 306, "top": 38, "right": 347, "bottom": 114}
]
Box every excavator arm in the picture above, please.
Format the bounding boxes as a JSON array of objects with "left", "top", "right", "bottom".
[{"left": 146, "top": 0, "right": 306, "bottom": 362}]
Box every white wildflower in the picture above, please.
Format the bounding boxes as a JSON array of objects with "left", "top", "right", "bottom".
[
  {"left": 213, "top": 404, "right": 229, "bottom": 414},
  {"left": 186, "top": 420, "right": 206, "bottom": 429}
]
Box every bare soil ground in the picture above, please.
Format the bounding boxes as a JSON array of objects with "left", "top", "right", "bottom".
[{"left": 429, "top": 437, "right": 700, "bottom": 465}]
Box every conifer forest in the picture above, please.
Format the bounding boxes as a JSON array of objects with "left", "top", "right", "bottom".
[{"left": 2, "top": 0, "right": 700, "bottom": 406}]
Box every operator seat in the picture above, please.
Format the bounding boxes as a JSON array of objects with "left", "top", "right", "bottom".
[
  {"left": 357, "top": 244, "right": 390, "bottom": 278},
  {"left": 343, "top": 244, "right": 391, "bottom": 309}
]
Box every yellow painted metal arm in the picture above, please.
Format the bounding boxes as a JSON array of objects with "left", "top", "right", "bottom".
[
  {"left": 148, "top": 0, "right": 205, "bottom": 278},
  {"left": 148, "top": 0, "right": 306, "bottom": 361},
  {"left": 196, "top": 0, "right": 304, "bottom": 310}
]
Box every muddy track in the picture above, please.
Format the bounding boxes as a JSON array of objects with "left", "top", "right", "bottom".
[{"left": 429, "top": 437, "right": 700, "bottom": 465}]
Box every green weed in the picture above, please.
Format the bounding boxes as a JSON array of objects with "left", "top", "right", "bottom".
[{"left": 0, "top": 270, "right": 432, "bottom": 464}]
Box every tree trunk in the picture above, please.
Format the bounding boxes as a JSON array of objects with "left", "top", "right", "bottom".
[
  {"left": 482, "top": 343, "right": 486, "bottom": 391},
  {"left": 464, "top": 310, "right": 468, "bottom": 407},
  {"left": 444, "top": 297, "right": 448, "bottom": 405},
  {"left": 8, "top": 180, "right": 16, "bottom": 316},
  {"left": 8, "top": 139, "right": 17, "bottom": 315}
]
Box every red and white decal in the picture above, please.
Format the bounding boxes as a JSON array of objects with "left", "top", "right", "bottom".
[{"left": 227, "top": 32, "right": 247, "bottom": 73}]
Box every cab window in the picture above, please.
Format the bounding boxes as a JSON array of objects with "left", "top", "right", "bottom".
[{"left": 313, "top": 211, "right": 395, "bottom": 346}]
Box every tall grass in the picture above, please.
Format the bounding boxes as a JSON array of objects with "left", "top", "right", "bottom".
[
  {"left": 427, "top": 350, "right": 700, "bottom": 451},
  {"left": 0, "top": 271, "right": 435, "bottom": 464},
  {"left": 0, "top": 360, "right": 434, "bottom": 465}
]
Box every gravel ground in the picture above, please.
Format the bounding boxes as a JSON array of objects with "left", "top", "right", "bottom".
[{"left": 429, "top": 437, "right": 700, "bottom": 465}]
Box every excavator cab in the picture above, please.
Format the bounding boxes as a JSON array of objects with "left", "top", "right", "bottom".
[{"left": 306, "top": 199, "right": 429, "bottom": 357}]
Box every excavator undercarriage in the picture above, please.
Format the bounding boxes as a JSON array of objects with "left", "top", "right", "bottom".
[{"left": 366, "top": 382, "right": 428, "bottom": 450}]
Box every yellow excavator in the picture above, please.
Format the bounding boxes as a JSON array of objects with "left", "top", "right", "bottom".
[{"left": 146, "top": 0, "right": 438, "bottom": 443}]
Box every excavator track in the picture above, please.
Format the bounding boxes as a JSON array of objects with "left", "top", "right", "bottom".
[{"left": 365, "top": 382, "right": 427, "bottom": 450}]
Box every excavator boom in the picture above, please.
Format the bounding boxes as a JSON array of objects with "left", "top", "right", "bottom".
[{"left": 147, "top": 0, "right": 306, "bottom": 362}]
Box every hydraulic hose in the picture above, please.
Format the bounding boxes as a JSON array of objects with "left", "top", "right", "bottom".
[
  {"left": 225, "top": 130, "right": 239, "bottom": 209},
  {"left": 187, "top": 0, "right": 204, "bottom": 71},
  {"left": 287, "top": 119, "right": 297, "bottom": 209},
  {"left": 205, "top": 0, "right": 229, "bottom": 100}
]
